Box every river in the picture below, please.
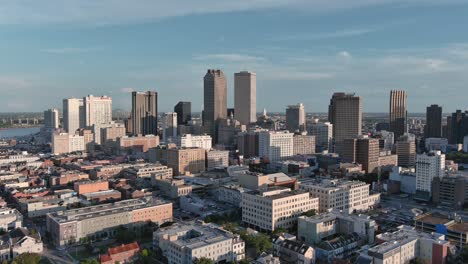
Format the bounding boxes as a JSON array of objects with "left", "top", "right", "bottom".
[{"left": 0, "top": 127, "right": 41, "bottom": 138}]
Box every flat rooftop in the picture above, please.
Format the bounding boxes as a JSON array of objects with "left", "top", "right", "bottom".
[{"left": 416, "top": 213, "right": 452, "bottom": 226}]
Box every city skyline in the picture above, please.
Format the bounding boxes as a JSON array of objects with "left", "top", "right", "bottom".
[{"left": 1, "top": 1, "right": 468, "bottom": 112}]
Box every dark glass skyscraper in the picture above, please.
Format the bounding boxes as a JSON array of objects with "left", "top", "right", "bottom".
[
  {"left": 174, "top": 101, "right": 191, "bottom": 125},
  {"left": 425, "top": 104, "right": 442, "bottom": 138},
  {"left": 131, "top": 91, "right": 158, "bottom": 135}
]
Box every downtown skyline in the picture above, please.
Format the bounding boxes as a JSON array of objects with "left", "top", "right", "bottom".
[{"left": 1, "top": 1, "right": 468, "bottom": 113}]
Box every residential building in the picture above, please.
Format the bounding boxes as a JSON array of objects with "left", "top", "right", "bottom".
[
  {"left": 174, "top": 101, "right": 191, "bottom": 126},
  {"left": 286, "top": 103, "right": 306, "bottom": 132},
  {"left": 177, "top": 134, "right": 212, "bottom": 150},
  {"left": 242, "top": 187, "right": 319, "bottom": 231},
  {"left": 293, "top": 133, "right": 315, "bottom": 155},
  {"left": 389, "top": 90, "right": 407, "bottom": 139},
  {"left": 63, "top": 98, "right": 84, "bottom": 134},
  {"left": 131, "top": 91, "right": 158, "bottom": 136},
  {"left": 203, "top": 69, "right": 227, "bottom": 141},
  {"left": 299, "top": 178, "right": 380, "bottom": 213},
  {"left": 83, "top": 95, "right": 112, "bottom": 127},
  {"left": 206, "top": 150, "right": 229, "bottom": 170},
  {"left": 308, "top": 121, "right": 333, "bottom": 151},
  {"left": 165, "top": 148, "right": 206, "bottom": 175},
  {"left": 46, "top": 197, "right": 172, "bottom": 246},
  {"left": 315, "top": 232, "right": 362, "bottom": 262},
  {"left": 426, "top": 104, "right": 442, "bottom": 138},
  {"left": 99, "top": 122, "right": 126, "bottom": 145},
  {"left": 273, "top": 235, "right": 314, "bottom": 264},
  {"left": 0, "top": 228, "right": 43, "bottom": 262},
  {"left": 117, "top": 134, "right": 159, "bottom": 153},
  {"left": 154, "top": 222, "right": 245, "bottom": 264},
  {"left": 73, "top": 180, "right": 109, "bottom": 195},
  {"left": 328, "top": 93, "right": 362, "bottom": 153},
  {"left": 415, "top": 151, "right": 445, "bottom": 196},
  {"left": 234, "top": 71, "right": 256, "bottom": 125},
  {"left": 52, "top": 133, "right": 85, "bottom": 154},
  {"left": 258, "top": 130, "right": 294, "bottom": 162},
  {"left": 43, "top": 108, "right": 59, "bottom": 129}
]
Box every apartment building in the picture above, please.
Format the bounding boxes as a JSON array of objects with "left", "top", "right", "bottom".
[
  {"left": 154, "top": 222, "right": 245, "bottom": 264},
  {"left": 153, "top": 178, "right": 192, "bottom": 199},
  {"left": 292, "top": 133, "right": 315, "bottom": 155},
  {"left": 258, "top": 131, "right": 294, "bottom": 162},
  {"left": 299, "top": 178, "right": 379, "bottom": 213},
  {"left": 166, "top": 148, "right": 206, "bottom": 176},
  {"left": 177, "top": 134, "right": 212, "bottom": 150},
  {"left": 46, "top": 197, "right": 172, "bottom": 246},
  {"left": 73, "top": 180, "right": 108, "bottom": 195},
  {"left": 123, "top": 164, "right": 173, "bottom": 179},
  {"left": 242, "top": 187, "right": 319, "bottom": 231}
]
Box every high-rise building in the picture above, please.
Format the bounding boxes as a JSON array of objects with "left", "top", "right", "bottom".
[
  {"left": 83, "top": 95, "right": 112, "bottom": 127},
  {"left": 237, "top": 129, "right": 262, "bottom": 158},
  {"left": 174, "top": 101, "right": 191, "bottom": 125},
  {"left": 328, "top": 93, "right": 362, "bottom": 152},
  {"left": 234, "top": 71, "right": 256, "bottom": 125},
  {"left": 293, "top": 133, "right": 315, "bottom": 155},
  {"left": 52, "top": 132, "right": 85, "bottom": 154},
  {"left": 206, "top": 150, "right": 229, "bottom": 170},
  {"left": 389, "top": 90, "right": 407, "bottom": 139},
  {"left": 177, "top": 134, "right": 212, "bottom": 150},
  {"left": 44, "top": 108, "right": 59, "bottom": 129},
  {"left": 63, "top": 98, "right": 85, "bottom": 134},
  {"left": 203, "top": 69, "right": 227, "bottom": 141},
  {"left": 308, "top": 122, "right": 333, "bottom": 151},
  {"left": 162, "top": 112, "right": 177, "bottom": 141},
  {"left": 131, "top": 91, "right": 158, "bottom": 136},
  {"left": 449, "top": 110, "right": 468, "bottom": 144},
  {"left": 258, "top": 131, "right": 294, "bottom": 162},
  {"left": 396, "top": 133, "right": 416, "bottom": 167},
  {"left": 286, "top": 103, "right": 306, "bottom": 133},
  {"left": 342, "top": 136, "right": 380, "bottom": 173},
  {"left": 425, "top": 104, "right": 442, "bottom": 138},
  {"left": 416, "top": 151, "right": 445, "bottom": 195}
]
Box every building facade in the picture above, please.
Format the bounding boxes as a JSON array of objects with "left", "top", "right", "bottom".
[
  {"left": 234, "top": 71, "right": 256, "bottom": 125},
  {"left": 131, "top": 91, "right": 158, "bottom": 136},
  {"left": 286, "top": 103, "right": 306, "bottom": 133},
  {"left": 203, "top": 69, "right": 227, "bottom": 141},
  {"left": 83, "top": 95, "right": 112, "bottom": 127},
  {"left": 258, "top": 131, "right": 294, "bottom": 162},
  {"left": 389, "top": 90, "right": 407, "bottom": 139}
]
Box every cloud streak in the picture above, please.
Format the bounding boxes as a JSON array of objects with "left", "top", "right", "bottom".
[
  {"left": 40, "top": 47, "right": 99, "bottom": 54},
  {"left": 193, "top": 54, "right": 265, "bottom": 62}
]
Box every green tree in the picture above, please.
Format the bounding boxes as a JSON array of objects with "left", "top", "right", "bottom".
[
  {"left": 301, "top": 209, "right": 316, "bottom": 217},
  {"left": 194, "top": 257, "right": 214, "bottom": 264},
  {"left": 80, "top": 259, "right": 99, "bottom": 264},
  {"left": 115, "top": 226, "right": 136, "bottom": 244},
  {"left": 12, "top": 253, "right": 41, "bottom": 264}
]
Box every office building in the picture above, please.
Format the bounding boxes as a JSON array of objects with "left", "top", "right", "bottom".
[
  {"left": 328, "top": 93, "right": 362, "bottom": 153},
  {"left": 449, "top": 110, "right": 468, "bottom": 144},
  {"left": 131, "top": 91, "right": 158, "bottom": 136},
  {"left": 46, "top": 197, "right": 172, "bottom": 246},
  {"left": 299, "top": 178, "right": 380, "bottom": 213},
  {"left": 83, "top": 95, "right": 112, "bottom": 127},
  {"left": 258, "top": 131, "right": 294, "bottom": 162},
  {"left": 234, "top": 71, "right": 256, "bottom": 125},
  {"left": 217, "top": 117, "right": 244, "bottom": 148},
  {"left": 206, "top": 150, "right": 229, "bottom": 170},
  {"left": 203, "top": 69, "right": 227, "bottom": 141},
  {"left": 286, "top": 103, "right": 306, "bottom": 133},
  {"left": 432, "top": 174, "right": 468, "bottom": 209},
  {"left": 415, "top": 151, "right": 445, "bottom": 195},
  {"left": 308, "top": 121, "right": 333, "bottom": 151},
  {"left": 426, "top": 104, "right": 442, "bottom": 138},
  {"left": 100, "top": 122, "right": 126, "bottom": 145},
  {"left": 374, "top": 130, "right": 394, "bottom": 151},
  {"left": 242, "top": 187, "right": 319, "bottom": 231},
  {"left": 396, "top": 133, "right": 416, "bottom": 167},
  {"left": 174, "top": 101, "right": 191, "bottom": 125},
  {"left": 162, "top": 112, "right": 177, "bottom": 141},
  {"left": 237, "top": 129, "right": 261, "bottom": 158},
  {"left": 154, "top": 222, "right": 245, "bottom": 264},
  {"left": 63, "top": 98, "right": 84, "bottom": 134},
  {"left": 342, "top": 136, "right": 380, "bottom": 173},
  {"left": 389, "top": 90, "right": 407, "bottom": 139},
  {"left": 52, "top": 133, "right": 85, "bottom": 154},
  {"left": 117, "top": 135, "right": 159, "bottom": 153},
  {"left": 177, "top": 134, "right": 212, "bottom": 150},
  {"left": 425, "top": 138, "right": 449, "bottom": 152},
  {"left": 166, "top": 148, "right": 206, "bottom": 175},
  {"left": 43, "top": 108, "right": 59, "bottom": 129},
  {"left": 293, "top": 134, "right": 315, "bottom": 155}
]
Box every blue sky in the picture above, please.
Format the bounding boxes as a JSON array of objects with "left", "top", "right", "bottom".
[{"left": 1, "top": 0, "right": 468, "bottom": 113}]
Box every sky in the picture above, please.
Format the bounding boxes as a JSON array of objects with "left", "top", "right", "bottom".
[{"left": 1, "top": 0, "right": 468, "bottom": 113}]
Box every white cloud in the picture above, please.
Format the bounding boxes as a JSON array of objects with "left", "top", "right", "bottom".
[
  {"left": 338, "top": 51, "right": 352, "bottom": 59},
  {"left": 120, "top": 87, "right": 135, "bottom": 93},
  {"left": 40, "top": 47, "right": 99, "bottom": 54},
  {"left": 0, "top": 76, "right": 30, "bottom": 88},
  {"left": 193, "top": 54, "right": 265, "bottom": 62}
]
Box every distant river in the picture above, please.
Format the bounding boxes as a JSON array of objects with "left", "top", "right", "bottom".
[{"left": 0, "top": 127, "right": 41, "bottom": 138}]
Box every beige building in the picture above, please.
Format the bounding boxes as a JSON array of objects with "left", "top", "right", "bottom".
[
  {"left": 299, "top": 178, "right": 379, "bottom": 213},
  {"left": 396, "top": 133, "right": 416, "bottom": 167},
  {"left": 177, "top": 134, "right": 212, "bottom": 150},
  {"left": 203, "top": 69, "right": 227, "bottom": 142},
  {"left": 63, "top": 98, "right": 84, "bottom": 134},
  {"left": 234, "top": 71, "right": 256, "bottom": 125},
  {"left": 83, "top": 95, "right": 112, "bottom": 127},
  {"left": 46, "top": 197, "right": 172, "bottom": 246},
  {"left": 117, "top": 134, "right": 159, "bottom": 153},
  {"left": 153, "top": 178, "right": 192, "bottom": 199},
  {"left": 52, "top": 133, "right": 85, "bottom": 154},
  {"left": 166, "top": 148, "right": 206, "bottom": 175},
  {"left": 259, "top": 130, "right": 294, "bottom": 162},
  {"left": 293, "top": 133, "right": 315, "bottom": 155},
  {"left": 206, "top": 150, "right": 229, "bottom": 170},
  {"left": 123, "top": 164, "right": 173, "bottom": 179},
  {"left": 154, "top": 222, "right": 245, "bottom": 264},
  {"left": 242, "top": 187, "right": 319, "bottom": 231},
  {"left": 286, "top": 103, "right": 306, "bottom": 133},
  {"left": 100, "top": 122, "right": 126, "bottom": 145}
]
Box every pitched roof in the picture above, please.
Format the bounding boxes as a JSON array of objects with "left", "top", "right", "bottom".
[{"left": 108, "top": 242, "right": 140, "bottom": 255}]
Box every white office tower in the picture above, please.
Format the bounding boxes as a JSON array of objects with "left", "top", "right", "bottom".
[
  {"left": 44, "top": 108, "right": 59, "bottom": 129},
  {"left": 234, "top": 71, "right": 256, "bottom": 125},
  {"left": 178, "top": 134, "right": 212, "bottom": 150},
  {"left": 63, "top": 98, "right": 84, "bottom": 134},
  {"left": 376, "top": 130, "right": 394, "bottom": 151},
  {"left": 416, "top": 151, "right": 445, "bottom": 194},
  {"left": 83, "top": 95, "right": 112, "bottom": 127},
  {"left": 308, "top": 121, "right": 333, "bottom": 151},
  {"left": 258, "top": 131, "right": 294, "bottom": 162},
  {"left": 162, "top": 112, "right": 178, "bottom": 142}
]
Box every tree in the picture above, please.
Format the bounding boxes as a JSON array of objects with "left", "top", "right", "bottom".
[
  {"left": 80, "top": 259, "right": 99, "bottom": 264},
  {"left": 301, "top": 209, "right": 316, "bottom": 217},
  {"left": 194, "top": 257, "right": 214, "bottom": 264},
  {"left": 11, "top": 253, "right": 41, "bottom": 264},
  {"left": 115, "top": 226, "right": 136, "bottom": 244}
]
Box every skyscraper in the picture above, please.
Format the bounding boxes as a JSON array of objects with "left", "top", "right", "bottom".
[
  {"left": 174, "top": 101, "right": 191, "bottom": 125},
  {"left": 286, "top": 103, "right": 306, "bottom": 133},
  {"left": 449, "top": 110, "right": 468, "bottom": 144},
  {"left": 83, "top": 95, "right": 112, "bottom": 127},
  {"left": 389, "top": 90, "right": 407, "bottom": 140},
  {"left": 44, "top": 108, "right": 59, "bottom": 129},
  {"left": 131, "top": 91, "right": 158, "bottom": 136},
  {"left": 162, "top": 112, "right": 177, "bottom": 141},
  {"left": 63, "top": 98, "right": 85, "bottom": 134},
  {"left": 416, "top": 151, "right": 445, "bottom": 197},
  {"left": 396, "top": 133, "right": 416, "bottom": 167},
  {"left": 425, "top": 104, "right": 442, "bottom": 138},
  {"left": 328, "top": 93, "right": 362, "bottom": 153},
  {"left": 203, "top": 69, "right": 227, "bottom": 141},
  {"left": 234, "top": 71, "right": 256, "bottom": 125}
]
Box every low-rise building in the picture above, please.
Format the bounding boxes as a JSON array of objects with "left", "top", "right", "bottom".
[
  {"left": 100, "top": 242, "right": 140, "bottom": 264},
  {"left": 0, "top": 208, "right": 23, "bottom": 231},
  {"left": 217, "top": 184, "right": 251, "bottom": 207},
  {"left": 432, "top": 173, "right": 468, "bottom": 209},
  {"left": 49, "top": 171, "right": 89, "bottom": 186},
  {"left": 81, "top": 189, "right": 122, "bottom": 203},
  {"left": 242, "top": 188, "right": 319, "bottom": 232},
  {"left": 154, "top": 222, "right": 245, "bottom": 264},
  {"left": 46, "top": 197, "right": 172, "bottom": 246},
  {"left": 153, "top": 178, "right": 192, "bottom": 199},
  {"left": 388, "top": 166, "right": 416, "bottom": 194},
  {"left": 0, "top": 228, "right": 43, "bottom": 262},
  {"left": 414, "top": 212, "right": 468, "bottom": 245},
  {"left": 206, "top": 150, "right": 229, "bottom": 170},
  {"left": 73, "top": 180, "right": 108, "bottom": 195},
  {"left": 273, "top": 234, "right": 314, "bottom": 264}
]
